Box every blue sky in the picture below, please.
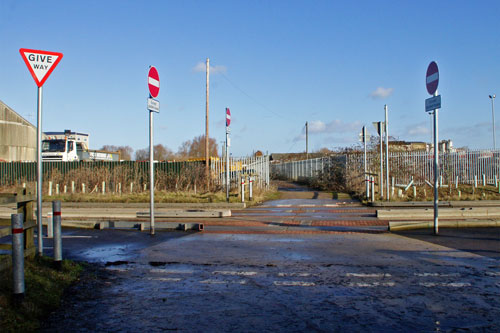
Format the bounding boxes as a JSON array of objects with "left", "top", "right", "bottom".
[{"left": 1, "top": 0, "right": 500, "bottom": 157}]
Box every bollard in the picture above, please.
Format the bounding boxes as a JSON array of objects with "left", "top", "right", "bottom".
[
  {"left": 82, "top": 183, "right": 86, "bottom": 193},
  {"left": 56, "top": 184, "right": 59, "bottom": 195},
  {"left": 64, "top": 185, "right": 67, "bottom": 194},
  {"left": 52, "top": 201, "right": 62, "bottom": 269},
  {"left": 458, "top": 190, "right": 461, "bottom": 199},
  {"left": 455, "top": 176, "right": 459, "bottom": 189},
  {"left": 370, "top": 176, "right": 375, "bottom": 202},
  {"left": 11, "top": 213, "right": 25, "bottom": 302},
  {"left": 483, "top": 174, "right": 486, "bottom": 187},
  {"left": 49, "top": 181, "right": 53, "bottom": 196},
  {"left": 474, "top": 175, "right": 478, "bottom": 188},
  {"left": 241, "top": 178, "right": 245, "bottom": 203},
  {"left": 249, "top": 176, "right": 253, "bottom": 201},
  {"left": 366, "top": 176, "right": 370, "bottom": 201},
  {"left": 71, "top": 181, "right": 75, "bottom": 194},
  {"left": 413, "top": 186, "right": 417, "bottom": 198},
  {"left": 102, "top": 181, "right": 106, "bottom": 194},
  {"left": 47, "top": 212, "right": 53, "bottom": 238}
]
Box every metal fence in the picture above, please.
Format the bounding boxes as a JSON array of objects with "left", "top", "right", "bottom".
[
  {"left": 0, "top": 160, "right": 202, "bottom": 186},
  {"left": 210, "top": 155, "right": 270, "bottom": 189},
  {"left": 271, "top": 156, "right": 347, "bottom": 181},
  {"left": 271, "top": 149, "right": 500, "bottom": 187}
]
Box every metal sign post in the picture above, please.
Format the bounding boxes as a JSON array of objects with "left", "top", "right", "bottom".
[
  {"left": 426, "top": 61, "right": 440, "bottom": 235},
  {"left": 373, "top": 121, "right": 385, "bottom": 199},
  {"left": 226, "top": 108, "right": 231, "bottom": 202},
  {"left": 385, "top": 105, "right": 389, "bottom": 201},
  {"left": 19, "top": 48, "right": 63, "bottom": 256},
  {"left": 362, "top": 126, "right": 368, "bottom": 199},
  {"left": 147, "top": 66, "right": 160, "bottom": 236}
]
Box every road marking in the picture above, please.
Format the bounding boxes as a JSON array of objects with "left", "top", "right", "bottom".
[
  {"left": 200, "top": 279, "right": 247, "bottom": 285},
  {"left": 324, "top": 204, "right": 339, "bottom": 207},
  {"left": 346, "top": 273, "right": 392, "bottom": 278},
  {"left": 298, "top": 204, "right": 315, "bottom": 207},
  {"left": 414, "top": 273, "right": 460, "bottom": 277},
  {"left": 212, "top": 271, "right": 257, "bottom": 276},
  {"left": 348, "top": 282, "right": 395, "bottom": 287},
  {"left": 419, "top": 282, "right": 471, "bottom": 288},
  {"left": 277, "top": 272, "right": 312, "bottom": 277},
  {"left": 148, "top": 277, "right": 181, "bottom": 282},
  {"left": 274, "top": 281, "right": 315, "bottom": 287}
]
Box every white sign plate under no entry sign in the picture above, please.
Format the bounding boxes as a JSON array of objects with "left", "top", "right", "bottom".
[
  {"left": 147, "top": 98, "right": 160, "bottom": 113},
  {"left": 425, "top": 95, "right": 441, "bottom": 112}
]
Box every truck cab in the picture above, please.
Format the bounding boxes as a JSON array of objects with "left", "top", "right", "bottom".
[
  {"left": 42, "top": 138, "right": 79, "bottom": 161},
  {"left": 42, "top": 130, "right": 89, "bottom": 162}
]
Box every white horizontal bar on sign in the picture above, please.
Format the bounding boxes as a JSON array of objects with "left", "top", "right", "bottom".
[
  {"left": 148, "top": 77, "right": 160, "bottom": 87},
  {"left": 426, "top": 72, "right": 438, "bottom": 83}
]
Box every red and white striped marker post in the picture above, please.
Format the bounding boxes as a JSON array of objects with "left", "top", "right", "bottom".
[
  {"left": 249, "top": 176, "right": 253, "bottom": 201},
  {"left": 241, "top": 178, "right": 245, "bottom": 203},
  {"left": 52, "top": 201, "right": 62, "bottom": 268},
  {"left": 11, "top": 213, "right": 25, "bottom": 301}
]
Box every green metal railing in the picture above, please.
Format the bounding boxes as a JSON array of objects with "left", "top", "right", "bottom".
[{"left": 0, "top": 160, "right": 204, "bottom": 186}]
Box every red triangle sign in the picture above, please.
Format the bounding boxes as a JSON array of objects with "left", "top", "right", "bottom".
[{"left": 19, "top": 48, "right": 63, "bottom": 87}]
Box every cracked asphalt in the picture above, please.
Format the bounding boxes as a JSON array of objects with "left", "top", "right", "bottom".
[{"left": 40, "top": 183, "right": 500, "bottom": 332}]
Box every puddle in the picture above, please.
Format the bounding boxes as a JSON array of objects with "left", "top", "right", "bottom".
[{"left": 79, "top": 245, "right": 133, "bottom": 263}]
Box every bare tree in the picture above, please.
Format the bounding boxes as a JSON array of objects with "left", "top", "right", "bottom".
[
  {"left": 177, "top": 135, "right": 218, "bottom": 159},
  {"left": 100, "top": 145, "right": 134, "bottom": 160},
  {"left": 134, "top": 144, "right": 175, "bottom": 161}
]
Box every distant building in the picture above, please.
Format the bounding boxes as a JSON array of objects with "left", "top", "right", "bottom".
[
  {"left": 0, "top": 100, "right": 36, "bottom": 161},
  {"left": 389, "top": 141, "right": 430, "bottom": 152}
]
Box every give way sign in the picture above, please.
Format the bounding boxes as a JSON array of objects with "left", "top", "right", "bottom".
[{"left": 19, "top": 48, "right": 63, "bottom": 87}]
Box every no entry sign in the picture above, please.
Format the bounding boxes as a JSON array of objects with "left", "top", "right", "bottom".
[
  {"left": 19, "top": 48, "right": 63, "bottom": 87},
  {"left": 148, "top": 66, "right": 160, "bottom": 98},
  {"left": 426, "top": 61, "right": 439, "bottom": 95},
  {"left": 226, "top": 108, "right": 231, "bottom": 127}
]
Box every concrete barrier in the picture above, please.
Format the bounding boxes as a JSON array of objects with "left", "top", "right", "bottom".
[
  {"left": 136, "top": 209, "right": 231, "bottom": 218},
  {"left": 389, "top": 220, "right": 500, "bottom": 231},
  {"left": 378, "top": 207, "right": 500, "bottom": 220}
]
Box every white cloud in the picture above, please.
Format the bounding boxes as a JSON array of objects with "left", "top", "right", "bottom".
[
  {"left": 308, "top": 120, "right": 326, "bottom": 133},
  {"left": 407, "top": 125, "right": 430, "bottom": 136},
  {"left": 192, "top": 61, "right": 227, "bottom": 74},
  {"left": 293, "top": 119, "right": 362, "bottom": 141},
  {"left": 370, "top": 87, "right": 394, "bottom": 99}
]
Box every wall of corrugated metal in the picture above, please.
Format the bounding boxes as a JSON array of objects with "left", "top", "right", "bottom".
[{"left": 0, "top": 100, "right": 36, "bottom": 162}]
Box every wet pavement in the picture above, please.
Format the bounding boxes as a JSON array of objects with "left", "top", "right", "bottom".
[{"left": 40, "top": 183, "right": 500, "bottom": 332}]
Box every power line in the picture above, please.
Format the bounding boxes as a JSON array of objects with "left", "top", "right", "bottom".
[{"left": 218, "top": 70, "right": 288, "bottom": 120}]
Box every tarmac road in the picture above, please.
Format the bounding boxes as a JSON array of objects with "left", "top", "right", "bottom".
[{"left": 39, "top": 184, "right": 500, "bottom": 332}]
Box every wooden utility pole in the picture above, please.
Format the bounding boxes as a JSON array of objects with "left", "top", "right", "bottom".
[{"left": 205, "top": 58, "right": 210, "bottom": 189}]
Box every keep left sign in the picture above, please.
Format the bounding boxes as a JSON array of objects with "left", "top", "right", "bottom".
[{"left": 20, "top": 48, "right": 63, "bottom": 87}]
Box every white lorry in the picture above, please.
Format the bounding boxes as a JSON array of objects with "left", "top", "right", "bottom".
[{"left": 42, "top": 130, "right": 120, "bottom": 161}]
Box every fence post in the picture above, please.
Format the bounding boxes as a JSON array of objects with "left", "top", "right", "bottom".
[
  {"left": 102, "top": 181, "right": 106, "bottom": 194},
  {"left": 52, "top": 201, "right": 62, "bottom": 269},
  {"left": 11, "top": 213, "right": 25, "bottom": 302},
  {"left": 71, "top": 181, "right": 75, "bottom": 194},
  {"left": 48, "top": 181, "right": 53, "bottom": 196}
]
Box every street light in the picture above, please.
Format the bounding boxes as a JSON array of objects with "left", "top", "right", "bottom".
[{"left": 490, "top": 94, "right": 496, "bottom": 149}]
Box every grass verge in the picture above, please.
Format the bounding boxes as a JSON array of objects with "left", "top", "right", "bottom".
[{"left": 0, "top": 256, "right": 83, "bottom": 332}]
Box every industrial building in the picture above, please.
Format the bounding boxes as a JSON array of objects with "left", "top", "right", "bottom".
[{"left": 0, "top": 100, "right": 36, "bottom": 161}]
